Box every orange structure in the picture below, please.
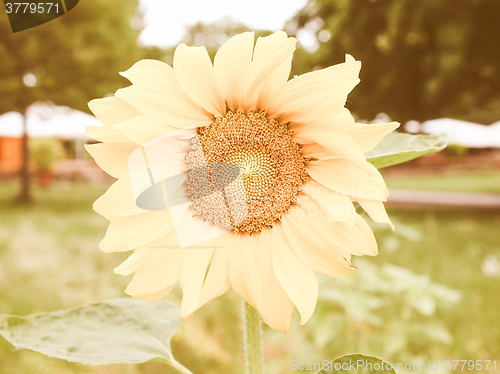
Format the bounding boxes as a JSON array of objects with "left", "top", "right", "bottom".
[{"left": 0, "top": 137, "right": 23, "bottom": 175}]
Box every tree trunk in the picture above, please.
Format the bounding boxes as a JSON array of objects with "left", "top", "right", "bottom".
[{"left": 18, "top": 107, "right": 32, "bottom": 202}]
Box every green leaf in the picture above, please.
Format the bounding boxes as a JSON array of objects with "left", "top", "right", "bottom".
[
  {"left": 0, "top": 298, "right": 180, "bottom": 366},
  {"left": 316, "top": 353, "right": 397, "bottom": 374},
  {"left": 365, "top": 132, "right": 447, "bottom": 169}
]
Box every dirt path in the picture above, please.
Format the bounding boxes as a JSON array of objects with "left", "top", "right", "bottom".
[{"left": 387, "top": 189, "right": 500, "bottom": 209}]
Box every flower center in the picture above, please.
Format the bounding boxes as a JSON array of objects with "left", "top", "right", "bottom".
[{"left": 185, "top": 110, "right": 308, "bottom": 235}]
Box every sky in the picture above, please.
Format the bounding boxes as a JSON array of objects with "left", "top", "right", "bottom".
[{"left": 138, "top": 0, "right": 308, "bottom": 48}]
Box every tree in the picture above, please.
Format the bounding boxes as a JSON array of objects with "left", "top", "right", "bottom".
[
  {"left": 0, "top": 0, "right": 149, "bottom": 201},
  {"left": 287, "top": 0, "right": 500, "bottom": 124}
]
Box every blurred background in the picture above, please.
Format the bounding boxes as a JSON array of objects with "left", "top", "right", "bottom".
[{"left": 0, "top": 0, "right": 499, "bottom": 373}]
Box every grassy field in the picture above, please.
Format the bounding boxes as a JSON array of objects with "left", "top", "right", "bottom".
[
  {"left": 384, "top": 169, "right": 500, "bottom": 194},
  {"left": 1, "top": 180, "right": 499, "bottom": 374}
]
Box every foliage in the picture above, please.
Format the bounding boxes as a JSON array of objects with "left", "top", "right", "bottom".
[
  {"left": 288, "top": 0, "right": 500, "bottom": 124},
  {"left": 365, "top": 132, "right": 447, "bottom": 169},
  {"left": 384, "top": 169, "right": 500, "bottom": 194},
  {"left": 0, "top": 0, "right": 147, "bottom": 114},
  {"left": 0, "top": 299, "right": 182, "bottom": 366},
  {"left": 317, "top": 354, "right": 397, "bottom": 374},
  {"left": 1, "top": 182, "right": 500, "bottom": 374},
  {"left": 29, "top": 138, "right": 64, "bottom": 173},
  {"left": 308, "top": 258, "right": 461, "bottom": 364}
]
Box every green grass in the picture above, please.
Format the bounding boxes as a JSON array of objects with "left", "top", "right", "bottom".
[
  {"left": 373, "top": 208, "right": 500, "bottom": 362},
  {"left": 0, "top": 181, "right": 242, "bottom": 374},
  {"left": 1, "top": 181, "right": 500, "bottom": 374},
  {"left": 384, "top": 169, "right": 500, "bottom": 194}
]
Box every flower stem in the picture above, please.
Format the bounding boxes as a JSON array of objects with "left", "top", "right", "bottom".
[
  {"left": 163, "top": 359, "right": 194, "bottom": 374},
  {"left": 243, "top": 301, "right": 263, "bottom": 374}
]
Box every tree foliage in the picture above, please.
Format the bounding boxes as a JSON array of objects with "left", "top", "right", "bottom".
[
  {"left": 288, "top": 0, "right": 500, "bottom": 124},
  {"left": 0, "top": 0, "right": 146, "bottom": 114},
  {"left": 0, "top": 0, "right": 151, "bottom": 201}
]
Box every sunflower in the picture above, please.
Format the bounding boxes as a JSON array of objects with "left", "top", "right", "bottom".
[{"left": 85, "top": 31, "right": 398, "bottom": 333}]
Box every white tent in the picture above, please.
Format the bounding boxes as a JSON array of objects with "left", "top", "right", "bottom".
[
  {"left": 419, "top": 118, "right": 500, "bottom": 148},
  {"left": 0, "top": 103, "right": 101, "bottom": 140}
]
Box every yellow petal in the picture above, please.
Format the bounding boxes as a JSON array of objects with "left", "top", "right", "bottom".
[
  {"left": 173, "top": 43, "right": 225, "bottom": 117},
  {"left": 125, "top": 247, "right": 184, "bottom": 294},
  {"left": 214, "top": 32, "right": 255, "bottom": 111},
  {"left": 228, "top": 233, "right": 265, "bottom": 312},
  {"left": 180, "top": 247, "right": 216, "bottom": 317},
  {"left": 357, "top": 199, "right": 394, "bottom": 230},
  {"left": 300, "top": 142, "right": 339, "bottom": 160},
  {"left": 326, "top": 215, "right": 378, "bottom": 256},
  {"left": 271, "top": 225, "right": 318, "bottom": 325},
  {"left": 113, "top": 115, "right": 176, "bottom": 145},
  {"left": 228, "top": 229, "right": 294, "bottom": 333},
  {"left": 84, "top": 141, "right": 138, "bottom": 179},
  {"left": 239, "top": 32, "right": 297, "bottom": 112},
  {"left": 133, "top": 285, "right": 177, "bottom": 302},
  {"left": 282, "top": 205, "right": 357, "bottom": 277},
  {"left": 114, "top": 231, "right": 182, "bottom": 276},
  {"left": 99, "top": 210, "right": 173, "bottom": 253},
  {"left": 93, "top": 178, "right": 146, "bottom": 219},
  {"left": 85, "top": 125, "right": 114, "bottom": 142},
  {"left": 88, "top": 97, "right": 141, "bottom": 127},
  {"left": 268, "top": 54, "right": 360, "bottom": 123},
  {"left": 85, "top": 126, "right": 130, "bottom": 143},
  {"left": 307, "top": 158, "right": 389, "bottom": 201},
  {"left": 120, "top": 59, "right": 176, "bottom": 87},
  {"left": 346, "top": 122, "right": 400, "bottom": 152},
  {"left": 123, "top": 248, "right": 184, "bottom": 294},
  {"left": 301, "top": 181, "right": 357, "bottom": 226},
  {"left": 293, "top": 124, "right": 372, "bottom": 174},
  {"left": 199, "top": 236, "right": 232, "bottom": 306},
  {"left": 115, "top": 86, "right": 213, "bottom": 129}
]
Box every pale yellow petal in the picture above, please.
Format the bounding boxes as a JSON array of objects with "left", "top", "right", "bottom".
[
  {"left": 88, "top": 97, "right": 141, "bottom": 127},
  {"left": 120, "top": 59, "right": 176, "bottom": 87},
  {"left": 114, "top": 86, "right": 213, "bottom": 129},
  {"left": 228, "top": 233, "right": 264, "bottom": 312},
  {"left": 85, "top": 125, "right": 114, "bottom": 142},
  {"left": 199, "top": 236, "right": 232, "bottom": 306},
  {"left": 113, "top": 115, "right": 176, "bottom": 145},
  {"left": 293, "top": 124, "right": 372, "bottom": 174},
  {"left": 93, "top": 177, "right": 146, "bottom": 220},
  {"left": 307, "top": 158, "right": 388, "bottom": 201},
  {"left": 267, "top": 54, "right": 360, "bottom": 123},
  {"left": 239, "top": 32, "right": 297, "bottom": 112},
  {"left": 326, "top": 215, "right": 378, "bottom": 256},
  {"left": 99, "top": 210, "right": 173, "bottom": 253},
  {"left": 347, "top": 122, "right": 400, "bottom": 152},
  {"left": 271, "top": 225, "right": 318, "bottom": 325},
  {"left": 214, "top": 32, "right": 254, "bottom": 111},
  {"left": 173, "top": 43, "right": 225, "bottom": 117},
  {"left": 123, "top": 248, "right": 185, "bottom": 294},
  {"left": 84, "top": 141, "right": 138, "bottom": 179},
  {"left": 300, "top": 143, "right": 339, "bottom": 161},
  {"left": 180, "top": 247, "right": 216, "bottom": 317},
  {"left": 228, "top": 229, "right": 294, "bottom": 333},
  {"left": 134, "top": 285, "right": 176, "bottom": 302},
  {"left": 125, "top": 248, "right": 184, "bottom": 294},
  {"left": 281, "top": 205, "right": 357, "bottom": 277},
  {"left": 85, "top": 126, "right": 130, "bottom": 143},
  {"left": 301, "top": 181, "right": 356, "bottom": 226},
  {"left": 114, "top": 231, "right": 182, "bottom": 275},
  {"left": 357, "top": 199, "right": 394, "bottom": 230}
]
